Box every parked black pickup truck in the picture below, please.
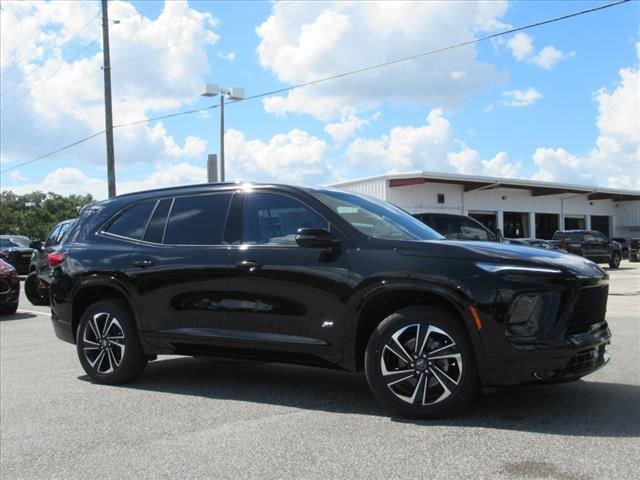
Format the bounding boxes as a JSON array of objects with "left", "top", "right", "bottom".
[{"left": 551, "top": 230, "right": 622, "bottom": 268}]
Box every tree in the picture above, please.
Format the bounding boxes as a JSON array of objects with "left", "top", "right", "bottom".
[{"left": 0, "top": 191, "right": 94, "bottom": 240}]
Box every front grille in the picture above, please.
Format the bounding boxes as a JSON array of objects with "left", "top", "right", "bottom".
[
  {"left": 566, "top": 285, "right": 608, "bottom": 335},
  {"left": 566, "top": 345, "right": 607, "bottom": 374}
]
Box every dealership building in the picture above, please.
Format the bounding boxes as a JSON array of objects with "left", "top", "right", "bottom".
[{"left": 330, "top": 171, "right": 640, "bottom": 239}]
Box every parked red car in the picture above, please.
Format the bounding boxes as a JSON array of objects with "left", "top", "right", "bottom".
[{"left": 0, "top": 258, "right": 20, "bottom": 315}]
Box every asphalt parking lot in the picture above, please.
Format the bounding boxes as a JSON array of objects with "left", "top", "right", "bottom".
[{"left": 1, "top": 263, "right": 639, "bottom": 479}]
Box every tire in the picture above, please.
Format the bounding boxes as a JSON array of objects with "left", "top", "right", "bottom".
[
  {"left": 0, "top": 303, "right": 18, "bottom": 315},
  {"left": 76, "top": 299, "right": 147, "bottom": 384},
  {"left": 25, "top": 272, "right": 49, "bottom": 306},
  {"left": 609, "top": 251, "right": 621, "bottom": 269},
  {"left": 365, "top": 306, "right": 479, "bottom": 419}
]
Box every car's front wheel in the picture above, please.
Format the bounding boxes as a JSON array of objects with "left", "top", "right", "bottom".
[
  {"left": 365, "top": 306, "right": 479, "bottom": 419},
  {"left": 609, "top": 251, "right": 621, "bottom": 269},
  {"left": 25, "top": 272, "right": 49, "bottom": 306},
  {"left": 76, "top": 300, "right": 147, "bottom": 384}
]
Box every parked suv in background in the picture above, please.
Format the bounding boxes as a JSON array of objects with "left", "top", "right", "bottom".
[
  {"left": 50, "top": 184, "right": 611, "bottom": 418},
  {"left": 551, "top": 230, "right": 622, "bottom": 268},
  {"left": 413, "top": 213, "right": 499, "bottom": 242},
  {"left": 25, "top": 219, "right": 76, "bottom": 306},
  {"left": 0, "top": 235, "right": 35, "bottom": 275}
]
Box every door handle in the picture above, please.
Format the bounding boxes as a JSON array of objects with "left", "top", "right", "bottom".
[
  {"left": 132, "top": 259, "right": 155, "bottom": 268},
  {"left": 236, "top": 260, "right": 263, "bottom": 272}
]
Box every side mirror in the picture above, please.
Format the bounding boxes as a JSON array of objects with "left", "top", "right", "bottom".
[
  {"left": 493, "top": 228, "right": 503, "bottom": 242},
  {"left": 295, "top": 228, "right": 341, "bottom": 249},
  {"left": 29, "top": 240, "right": 43, "bottom": 250}
]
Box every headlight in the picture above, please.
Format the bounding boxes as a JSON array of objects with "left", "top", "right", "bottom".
[{"left": 476, "top": 262, "right": 562, "bottom": 274}]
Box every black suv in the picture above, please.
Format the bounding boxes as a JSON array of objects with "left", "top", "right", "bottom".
[
  {"left": 50, "top": 184, "right": 611, "bottom": 418},
  {"left": 25, "top": 219, "right": 76, "bottom": 306},
  {"left": 551, "top": 230, "right": 622, "bottom": 269},
  {"left": 414, "top": 213, "right": 499, "bottom": 242}
]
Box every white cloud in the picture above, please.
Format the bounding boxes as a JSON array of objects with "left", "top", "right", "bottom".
[
  {"left": 502, "top": 87, "right": 543, "bottom": 107},
  {"left": 483, "top": 104, "right": 494, "bottom": 113},
  {"left": 324, "top": 109, "right": 379, "bottom": 143},
  {"left": 447, "top": 148, "right": 521, "bottom": 177},
  {"left": 1, "top": 1, "right": 217, "bottom": 172},
  {"left": 226, "top": 129, "right": 328, "bottom": 184},
  {"left": 507, "top": 32, "right": 534, "bottom": 61},
  {"left": 217, "top": 51, "right": 236, "bottom": 61},
  {"left": 532, "top": 45, "right": 572, "bottom": 70},
  {"left": 256, "top": 1, "right": 507, "bottom": 119},
  {"left": 344, "top": 109, "right": 521, "bottom": 179},
  {"left": 531, "top": 43, "right": 640, "bottom": 188},
  {"left": 9, "top": 170, "right": 26, "bottom": 182},
  {"left": 506, "top": 32, "right": 572, "bottom": 70}
]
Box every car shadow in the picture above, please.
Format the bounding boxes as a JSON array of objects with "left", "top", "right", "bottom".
[
  {"left": 80, "top": 356, "right": 639, "bottom": 437},
  {"left": 0, "top": 312, "right": 37, "bottom": 322}
]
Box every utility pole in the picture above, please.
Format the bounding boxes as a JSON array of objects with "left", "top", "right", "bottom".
[
  {"left": 101, "top": 0, "right": 116, "bottom": 198},
  {"left": 219, "top": 95, "right": 225, "bottom": 182}
]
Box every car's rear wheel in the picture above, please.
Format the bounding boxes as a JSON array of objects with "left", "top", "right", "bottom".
[
  {"left": 365, "top": 306, "right": 478, "bottom": 419},
  {"left": 25, "top": 272, "right": 49, "bottom": 306},
  {"left": 76, "top": 300, "right": 147, "bottom": 384},
  {"left": 609, "top": 251, "right": 621, "bottom": 269}
]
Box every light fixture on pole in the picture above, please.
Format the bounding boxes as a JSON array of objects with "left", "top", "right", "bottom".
[{"left": 201, "top": 83, "right": 245, "bottom": 182}]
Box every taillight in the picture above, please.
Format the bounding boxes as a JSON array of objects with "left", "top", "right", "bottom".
[{"left": 48, "top": 252, "right": 65, "bottom": 268}]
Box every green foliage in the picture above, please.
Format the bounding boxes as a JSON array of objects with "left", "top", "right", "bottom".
[{"left": 0, "top": 191, "right": 93, "bottom": 240}]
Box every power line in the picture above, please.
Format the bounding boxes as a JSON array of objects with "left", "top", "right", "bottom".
[
  {"left": 1, "top": 1, "right": 89, "bottom": 78},
  {"left": 0, "top": 0, "right": 630, "bottom": 175}
]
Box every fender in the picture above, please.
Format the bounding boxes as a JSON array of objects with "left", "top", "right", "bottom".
[
  {"left": 70, "top": 273, "right": 147, "bottom": 346},
  {"left": 341, "top": 275, "right": 487, "bottom": 371}
]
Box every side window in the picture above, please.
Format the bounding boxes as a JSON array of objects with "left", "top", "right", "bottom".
[
  {"left": 242, "top": 192, "right": 328, "bottom": 246},
  {"left": 144, "top": 199, "right": 172, "bottom": 243},
  {"left": 45, "top": 225, "right": 62, "bottom": 247},
  {"left": 432, "top": 216, "right": 464, "bottom": 239},
  {"left": 105, "top": 201, "right": 155, "bottom": 240},
  {"left": 164, "top": 194, "right": 232, "bottom": 245},
  {"left": 55, "top": 222, "right": 73, "bottom": 244}
]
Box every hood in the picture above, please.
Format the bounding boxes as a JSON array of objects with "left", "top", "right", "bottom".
[{"left": 396, "top": 240, "right": 607, "bottom": 278}]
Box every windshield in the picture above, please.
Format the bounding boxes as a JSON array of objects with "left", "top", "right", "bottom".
[
  {"left": 313, "top": 190, "right": 442, "bottom": 241},
  {"left": 1, "top": 238, "right": 28, "bottom": 248}
]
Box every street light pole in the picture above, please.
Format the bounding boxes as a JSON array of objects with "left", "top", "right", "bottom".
[
  {"left": 219, "top": 94, "right": 225, "bottom": 182},
  {"left": 201, "top": 84, "right": 244, "bottom": 183}
]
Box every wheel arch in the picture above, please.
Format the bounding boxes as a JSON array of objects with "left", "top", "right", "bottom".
[
  {"left": 347, "top": 283, "right": 484, "bottom": 372},
  {"left": 71, "top": 279, "right": 138, "bottom": 342}
]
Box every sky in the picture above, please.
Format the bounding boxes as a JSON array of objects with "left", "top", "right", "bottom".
[{"left": 0, "top": 0, "right": 638, "bottom": 200}]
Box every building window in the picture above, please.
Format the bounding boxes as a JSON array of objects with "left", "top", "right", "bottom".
[{"left": 437, "top": 193, "right": 445, "bottom": 204}]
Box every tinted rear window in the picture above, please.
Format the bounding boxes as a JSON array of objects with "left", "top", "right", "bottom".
[
  {"left": 105, "top": 202, "right": 155, "bottom": 240},
  {"left": 164, "top": 194, "right": 232, "bottom": 245}
]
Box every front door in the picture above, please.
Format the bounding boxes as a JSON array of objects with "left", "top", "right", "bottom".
[{"left": 227, "top": 190, "right": 350, "bottom": 365}]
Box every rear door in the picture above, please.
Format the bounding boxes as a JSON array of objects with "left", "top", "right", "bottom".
[
  {"left": 128, "top": 193, "right": 233, "bottom": 340},
  {"left": 226, "top": 190, "right": 350, "bottom": 364}
]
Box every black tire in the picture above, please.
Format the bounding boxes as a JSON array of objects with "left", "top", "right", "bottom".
[
  {"left": 609, "top": 251, "right": 621, "bottom": 269},
  {"left": 76, "top": 299, "right": 147, "bottom": 384},
  {"left": 0, "top": 302, "right": 18, "bottom": 316},
  {"left": 365, "top": 306, "right": 479, "bottom": 419},
  {"left": 25, "top": 272, "right": 49, "bottom": 306}
]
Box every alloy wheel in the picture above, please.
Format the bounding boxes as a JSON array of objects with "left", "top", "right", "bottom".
[
  {"left": 81, "top": 312, "right": 126, "bottom": 374},
  {"left": 380, "top": 323, "right": 463, "bottom": 406}
]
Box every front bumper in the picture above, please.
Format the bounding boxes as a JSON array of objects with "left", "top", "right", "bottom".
[{"left": 0, "top": 276, "right": 20, "bottom": 306}]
